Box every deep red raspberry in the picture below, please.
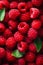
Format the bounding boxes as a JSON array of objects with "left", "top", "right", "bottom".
[
  {"left": 18, "top": 22, "right": 29, "bottom": 34},
  {"left": 18, "top": 2, "right": 27, "bottom": 13},
  {"left": 4, "top": 29, "right": 12, "bottom": 39},
  {"left": 6, "top": 51, "right": 16, "bottom": 62},
  {"left": 0, "top": 36, "right": 6, "bottom": 46},
  {"left": 38, "top": 28, "right": 43, "bottom": 38},
  {"left": 10, "top": 1, "right": 18, "bottom": 9},
  {"left": 14, "top": 31, "right": 24, "bottom": 42},
  {"left": 28, "top": 28, "right": 37, "bottom": 40},
  {"left": 30, "top": 8, "right": 40, "bottom": 19},
  {"left": 2, "top": 63, "right": 9, "bottom": 65},
  {"left": 9, "top": 9, "right": 20, "bottom": 20},
  {"left": 32, "top": 0, "right": 42, "bottom": 6},
  {"left": 32, "top": 20, "right": 41, "bottom": 30},
  {"left": 6, "top": 37, "right": 16, "bottom": 50},
  {"left": 8, "top": 20, "right": 17, "bottom": 31},
  {"left": 28, "top": 43, "right": 36, "bottom": 53},
  {"left": 20, "top": 12, "right": 30, "bottom": 22},
  {"left": 36, "top": 55, "right": 43, "bottom": 65},
  {"left": 27, "top": 1, "right": 32, "bottom": 9},
  {"left": 0, "top": 23, "right": 5, "bottom": 32},
  {"left": 25, "top": 52, "right": 35, "bottom": 62},
  {"left": 0, "top": 47, "right": 6, "bottom": 59},
  {"left": 18, "top": 58, "right": 25, "bottom": 65},
  {"left": 27, "top": 63, "right": 35, "bottom": 65},
  {"left": 0, "top": 2, "right": 3, "bottom": 9},
  {"left": 18, "top": 41, "right": 27, "bottom": 52}
]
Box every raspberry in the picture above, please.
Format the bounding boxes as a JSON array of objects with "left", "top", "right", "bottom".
[
  {"left": 17, "top": 41, "right": 27, "bottom": 52},
  {"left": 18, "top": 2, "right": 27, "bottom": 13},
  {"left": 27, "top": 63, "right": 35, "bottom": 65},
  {"left": 8, "top": 20, "right": 17, "bottom": 31},
  {"left": 28, "top": 28, "right": 37, "bottom": 40},
  {"left": 10, "top": 1, "right": 18, "bottom": 9},
  {"left": 9, "top": 9, "right": 20, "bottom": 20},
  {"left": 0, "top": 23, "right": 5, "bottom": 32},
  {"left": 4, "top": 29, "right": 12, "bottom": 39},
  {"left": 6, "top": 51, "right": 16, "bottom": 62},
  {"left": 20, "top": 12, "right": 30, "bottom": 22},
  {"left": 0, "top": 2, "right": 3, "bottom": 9},
  {"left": 0, "top": 47, "right": 6, "bottom": 59},
  {"left": 30, "top": 8, "right": 40, "bottom": 19},
  {"left": 36, "top": 55, "right": 43, "bottom": 65},
  {"left": 18, "top": 58, "right": 25, "bottom": 65},
  {"left": 18, "top": 22, "right": 29, "bottom": 34},
  {"left": 28, "top": 43, "right": 36, "bottom": 53},
  {"left": 0, "top": 36, "right": 6, "bottom": 46},
  {"left": 32, "top": 20, "right": 41, "bottom": 30},
  {"left": 6, "top": 37, "right": 16, "bottom": 50},
  {"left": 14, "top": 31, "right": 24, "bottom": 42},
  {"left": 25, "top": 52, "right": 35, "bottom": 62},
  {"left": 32, "top": 0, "right": 42, "bottom": 6}
]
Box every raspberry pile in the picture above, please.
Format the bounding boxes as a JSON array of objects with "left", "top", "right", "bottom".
[{"left": 0, "top": 0, "right": 43, "bottom": 65}]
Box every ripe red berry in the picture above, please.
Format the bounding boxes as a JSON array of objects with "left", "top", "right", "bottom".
[
  {"left": 28, "top": 43, "right": 36, "bottom": 53},
  {"left": 20, "top": 12, "right": 30, "bottom": 22},
  {"left": 0, "top": 47, "right": 6, "bottom": 59},
  {"left": 10, "top": 1, "right": 18, "bottom": 9},
  {"left": 14, "top": 31, "right": 24, "bottom": 42},
  {"left": 30, "top": 8, "right": 40, "bottom": 19},
  {"left": 18, "top": 58, "right": 25, "bottom": 65},
  {"left": 4, "top": 29, "right": 12, "bottom": 38},
  {"left": 8, "top": 20, "right": 17, "bottom": 31},
  {"left": 18, "top": 2, "right": 27, "bottom": 13},
  {"left": 28, "top": 28, "right": 37, "bottom": 40},
  {"left": 27, "top": 63, "right": 35, "bottom": 65},
  {"left": 0, "top": 2, "right": 3, "bottom": 9},
  {"left": 0, "top": 23, "right": 5, "bottom": 32},
  {"left": 0, "top": 36, "right": 6, "bottom": 46},
  {"left": 6, "top": 37, "right": 16, "bottom": 50},
  {"left": 32, "top": 20, "right": 41, "bottom": 30},
  {"left": 25, "top": 52, "right": 35, "bottom": 62},
  {"left": 18, "top": 22, "right": 29, "bottom": 34},
  {"left": 18, "top": 41, "right": 27, "bottom": 52},
  {"left": 9, "top": 9, "right": 20, "bottom": 20},
  {"left": 6, "top": 51, "right": 16, "bottom": 62},
  {"left": 32, "top": 0, "right": 42, "bottom": 6},
  {"left": 36, "top": 55, "right": 43, "bottom": 65}
]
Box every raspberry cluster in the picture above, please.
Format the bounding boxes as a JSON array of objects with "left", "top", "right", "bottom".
[{"left": 0, "top": 0, "right": 43, "bottom": 65}]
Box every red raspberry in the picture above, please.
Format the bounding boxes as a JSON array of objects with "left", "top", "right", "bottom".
[
  {"left": 30, "top": 8, "right": 40, "bottom": 19},
  {"left": 6, "top": 51, "right": 16, "bottom": 62},
  {"left": 20, "top": 12, "right": 30, "bottom": 22},
  {"left": 0, "top": 47, "right": 6, "bottom": 59},
  {"left": 0, "top": 2, "right": 3, "bottom": 9},
  {"left": 28, "top": 28, "right": 37, "bottom": 40},
  {"left": 14, "top": 31, "right": 24, "bottom": 42},
  {"left": 27, "top": 63, "right": 35, "bottom": 65},
  {"left": 17, "top": 41, "right": 27, "bottom": 52},
  {"left": 38, "top": 28, "right": 43, "bottom": 38},
  {"left": 2, "top": 63, "right": 9, "bottom": 65},
  {"left": 32, "top": 20, "right": 41, "bottom": 30},
  {"left": 0, "top": 23, "right": 5, "bottom": 32},
  {"left": 6, "top": 37, "right": 16, "bottom": 50},
  {"left": 27, "top": 1, "right": 32, "bottom": 9},
  {"left": 36, "top": 55, "right": 43, "bottom": 65},
  {"left": 25, "top": 52, "right": 35, "bottom": 62},
  {"left": 32, "top": 0, "right": 42, "bottom": 6},
  {"left": 18, "top": 22, "right": 29, "bottom": 34},
  {"left": 0, "top": 36, "right": 6, "bottom": 46},
  {"left": 10, "top": 1, "right": 18, "bottom": 9},
  {"left": 18, "top": 58, "right": 25, "bottom": 65},
  {"left": 4, "top": 29, "right": 12, "bottom": 39},
  {"left": 9, "top": 9, "right": 20, "bottom": 20},
  {"left": 18, "top": 2, "right": 27, "bottom": 13},
  {"left": 28, "top": 43, "right": 36, "bottom": 53},
  {"left": 8, "top": 20, "right": 17, "bottom": 31}
]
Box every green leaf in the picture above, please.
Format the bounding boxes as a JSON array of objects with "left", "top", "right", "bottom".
[
  {"left": 12, "top": 50, "right": 24, "bottom": 58},
  {"left": 0, "top": 8, "right": 5, "bottom": 21},
  {"left": 34, "top": 38, "right": 42, "bottom": 52}
]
